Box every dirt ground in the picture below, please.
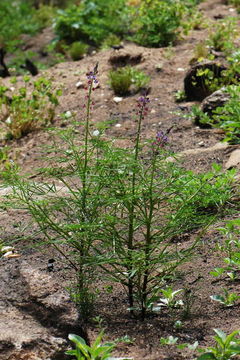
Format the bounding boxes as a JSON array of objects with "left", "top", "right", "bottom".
[{"left": 0, "top": 0, "right": 240, "bottom": 359}]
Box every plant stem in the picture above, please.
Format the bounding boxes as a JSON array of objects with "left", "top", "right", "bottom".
[
  {"left": 127, "top": 99, "right": 145, "bottom": 313},
  {"left": 141, "top": 153, "right": 157, "bottom": 320}
]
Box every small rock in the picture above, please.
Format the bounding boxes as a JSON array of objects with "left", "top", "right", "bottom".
[
  {"left": 113, "top": 97, "right": 123, "bottom": 103},
  {"left": 75, "top": 81, "right": 84, "bottom": 89},
  {"left": 150, "top": 109, "right": 156, "bottom": 114},
  {"left": 115, "top": 123, "right": 122, "bottom": 128},
  {"left": 177, "top": 67, "right": 185, "bottom": 72},
  {"left": 198, "top": 141, "right": 205, "bottom": 147},
  {"left": 225, "top": 149, "right": 240, "bottom": 169},
  {"left": 92, "top": 130, "right": 100, "bottom": 137},
  {"left": 155, "top": 63, "right": 163, "bottom": 72},
  {"left": 64, "top": 111, "right": 72, "bottom": 119}
]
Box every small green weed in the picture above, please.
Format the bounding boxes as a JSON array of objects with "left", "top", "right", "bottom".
[
  {"left": 109, "top": 66, "right": 150, "bottom": 95},
  {"left": 0, "top": 76, "right": 61, "bottom": 139},
  {"left": 69, "top": 42, "right": 89, "bottom": 61},
  {"left": 210, "top": 289, "right": 240, "bottom": 307},
  {"left": 197, "top": 329, "right": 240, "bottom": 360},
  {"left": 160, "top": 329, "right": 240, "bottom": 360},
  {"left": 66, "top": 332, "right": 133, "bottom": 360},
  {"left": 207, "top": 17, "right": 237, "bottom": 54},
  {"left": 158, "top": 287, "right": 184, "bottom": 309}
]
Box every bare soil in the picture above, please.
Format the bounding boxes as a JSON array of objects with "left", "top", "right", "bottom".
[{"left": 1, "top": 0, "right": 240, "bottom": 359}]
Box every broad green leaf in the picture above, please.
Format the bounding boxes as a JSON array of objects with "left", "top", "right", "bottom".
[{"left": 197, "top": 352, "right": 217, "bottom": 360}]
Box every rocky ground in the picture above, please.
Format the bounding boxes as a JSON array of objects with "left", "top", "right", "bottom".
[{"left": 0, "top": 0, "right": 240, "bottom": 359}]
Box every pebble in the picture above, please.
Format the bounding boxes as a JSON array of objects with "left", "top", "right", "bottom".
[
  {"left": 198, "top": 141, "right": 205, "bottom": 147},
  {"left": 150, "top": 109, "right": 156, "bottom": 114},
  {"left": 75, "top": 81, "right": 84, "bottom": 89},
  {"left": 115, "top": 123, "right": 122, "bottom": 128},
  {"left": 113, "top": 97, "right": 123, "bottom": 103},
  {"left": 64, "top": 111, "right": 72, "bottom": 119},
  {"left": 92, "top": 130, "right": 100, "bottom": 137},
  {"left": 177, "top": 67, "right": 185, "bottom": 72}
]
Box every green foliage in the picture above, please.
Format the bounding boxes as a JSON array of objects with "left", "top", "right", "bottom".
[
  {"left": 69, "top": 41, "right": 89, "bottom": 61},
  {"left": 131, "top": 0, "right": 182, "bottom": 47},
  {"left": 175, "top": 90, "right": 186, "bottom": 102},
  {"left": 33, "top": 4, "right": 57, "bottom": 29},
  {"left": 228, "top": 0, "right": 240, "bottom": 11},
  {"left": 4, "top": 68, "right": 235, "bottom": 321},
  {"left": 197, "top": 329, "right": 240, "bottom": 360},
  {"left": 131, "top": 0, "right": 202, "bottom": 47},
  {"left": 207, "top": 17, "right": 237, "bottom": 54},
  {"left": 0, "top": 77, "right": 61, "bottom": 139},
  {"left": 66, "top": 332, "right": 132, "bottom": 360},
  {"left": 160, "top": 329, "right": 240, "bottom": 360},
  {"left": 109, "top": 66, "right": 150, "bottom": 95},
  {"left": 0, "top": 0, "right": 42, "bottom": 51},
  {"left": 158, "top": 287, "right": 184, "bottom": 309},
  {"left": 101, "top": 35, "right": 122, "bottom": 50},
  {"left": 210, "top": 289, "right": 240, "bottom": 307},
  {"left": 54, "top": 0, "right": 131, "bottom": 46},
  {"left": 211, "top": 219, "right": 240, "bottom": 282},
  {"left": 192, "top": 85, "right": 240, "bottom": 144},
  {"left": 54, "top": 0, "right": 202, "bottom": 48}
]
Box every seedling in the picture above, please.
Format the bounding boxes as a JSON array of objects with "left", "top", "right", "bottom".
[
  {"left": 210, "top": 289, "right": 240, "bottom": 307},
  {"left": 109, "top": 66, "right": 150, "bottom": 96},
  {"left": 197, "top": 329, "right": 240, "bottom": 360},
  {"left": 66, "top": 333, "right": 133, "bottom": 360},
  {"left": 158, "top": 287, "right": 184, "bottom": 309}
]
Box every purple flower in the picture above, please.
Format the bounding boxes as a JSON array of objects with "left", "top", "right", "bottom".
[
  {"left": 137, "top": 96, "right": 150, "bottom": 105},
  {"left": 152, "top": 130, "right": 168, "bottom": 149}
]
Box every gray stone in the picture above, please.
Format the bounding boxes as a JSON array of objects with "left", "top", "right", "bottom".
[
  {"left": 0, "top": 259, "right": 87, "bottom": 360},
  {"left": 225, "top": 149, "right": 240, "bottom": 169},
  {"left": 201, "top": 88, "right": 230, "bottom": 117}
]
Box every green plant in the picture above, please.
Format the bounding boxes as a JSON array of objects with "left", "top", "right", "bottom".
[
  {"left": 158, "top": 287, "right": 184, "bottom": 308},
  {"left": 131, "top": 0, "right": 182, "bottom": 47},
  {"left": 211, "top": 85, "right": 240, "bottom": 144},
  {"left": 0, "top": 0, "right": 41, "bottom": 51},
  {"left": 33, "top": 4, "right": 57, "bottom": 29},
  {"left": 160, "top": 329, "right": 240, "bottom": 360},
  {"left": 174, "top": 90, "right": 186, "bottom": 102},
  {"left": 197, "top": 329, "right": 240, "bottom": 360},
  {"left": 4, "top": 65, "right": 235, "bottom": 323},
  {"left": 109, "top": 66, "right": 150, "bottom": 95},
  {"left": 69, "top": 42, "right": 89, "bottom": 61},
  {"left": 66, "top": 332, "right": 132, "bottom": 360},
  {"left": 131, "top": 0, "right": 202, "bottom": 47},
  {"left": 101, "top": 34, "right": 122, "bottom": 50},
  {"left": 207, "top": 18, "right": 237, "bottom": 54},
  {"left": 228, "top": 0, "right": 240, "bottom": 11},
  {"left": 4, "top": 66, "right": 106, "bottom": 316},
  {"left": 54, "top": 0, "right": 131, "bottom": 46},
  {"left": 0, "top": 76, "right": 61, "bottom": 139},
  {"left": 191, "top": 84, "right": 240, "bottom": 144},
  {"left": 210, "top": 289, "right": 240, "bottom": 307}
]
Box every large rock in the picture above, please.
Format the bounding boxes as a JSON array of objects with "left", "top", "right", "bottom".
[
  {"left": 184, "top": 61, "right": 227, "bottom": 101},
  {"left": 0, "top": 258, "right": 87, "bottom": 360},
  {"left": 201, "top": 88, "right": 230, "bottom": 117}
]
